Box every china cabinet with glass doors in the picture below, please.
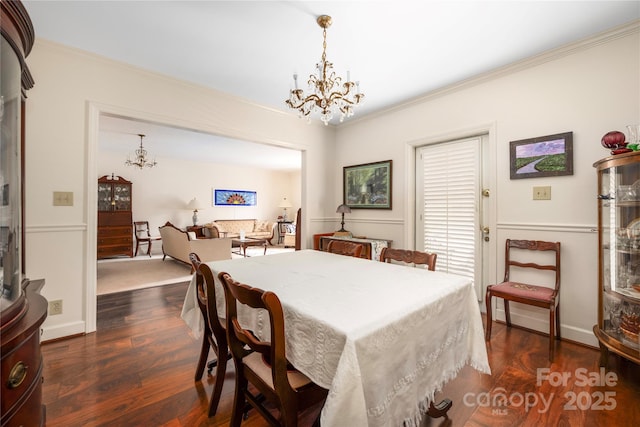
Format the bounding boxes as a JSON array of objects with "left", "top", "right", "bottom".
[
  {"left": 594, "top": 151, "right": 640, "bottom": 366},
  {"left": 97, "top": 174, "right": 133, "bottom": 259},
  {"left": 0, "top": 1, "right": 48, "bottom": 425}
]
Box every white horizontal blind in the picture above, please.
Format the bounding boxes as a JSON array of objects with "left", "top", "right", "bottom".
[{"left": 418, "top": 138, "right": 480, "bottom": 285}]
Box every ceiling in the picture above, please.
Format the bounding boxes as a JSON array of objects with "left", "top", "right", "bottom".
[{"left": 23, "top": 1, "right": 640, "bottom": 169}]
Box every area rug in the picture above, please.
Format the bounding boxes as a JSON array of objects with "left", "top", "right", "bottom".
[
  {"left": 97, "top": 256, "right": 192, "bottom": 295},
  {"left": 97, "top": 245, "right": 295, "bottom": 295}
]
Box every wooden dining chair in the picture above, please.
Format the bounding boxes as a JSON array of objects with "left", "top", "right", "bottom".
[
  {"left": 294, "top": 208, "right": 302, "bottom": 251},
  {"left": 134, "top": 221, "right": 161, "bottom": 257},
  {"left": 218, "top": 271, "right": 328, "bottom": 427},
  {"left": 485, "top": 239, "right": 561, "bottom": 361},
  {"left": 326, "top": 240, "right": 364, "bottom": 258},
  {"left": 379, "top": 248, "right": 437, "bottom": 271},
  {"left": 189, "top": 253, "right": 230, "bottom": 417}
]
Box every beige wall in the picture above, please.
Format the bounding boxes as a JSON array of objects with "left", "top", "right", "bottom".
[
  {"left": 25, "top": 22, "right": 640, "bottom": 346},
  {"left": 98, "top": 149, "right": 301, "bottom": 252},
  {"left": 25, "top": 40, "right": 333, "bottom": 340},
  {"left": 334, "top": 23, "right": 640, "bottom": 346}
]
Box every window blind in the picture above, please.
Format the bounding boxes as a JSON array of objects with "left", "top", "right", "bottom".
[{"left": 418, "top": 138, "right": 481, "bottom": 286}]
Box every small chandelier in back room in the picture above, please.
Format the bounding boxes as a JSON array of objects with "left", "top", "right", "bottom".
[
  {"left": 285, "top": 15, "right": 364, "bottom": 125},
  {"left": 125, "top": 134, "right": 157, "bottom": 169}
]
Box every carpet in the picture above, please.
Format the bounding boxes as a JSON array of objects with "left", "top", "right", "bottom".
[
  {"left": 97, "top": 245, "right": 295, "bottom": 295},
  {"left": 97, "top": 256, "right": 192, "bottom": 295}
]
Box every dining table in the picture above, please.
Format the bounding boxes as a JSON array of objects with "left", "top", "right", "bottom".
[{"left": 181, "top": 249, "right": 490, "bottom": 427}]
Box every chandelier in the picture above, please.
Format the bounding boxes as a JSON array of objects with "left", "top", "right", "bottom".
[
  {"left": 285, "top": 15, "right": 364, "bottom": 125},
  {"left": 125, "top": 134, "right": 157, "bottom": 169}
]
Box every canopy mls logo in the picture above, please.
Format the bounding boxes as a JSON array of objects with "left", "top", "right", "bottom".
[{"left": 463, "top": 368, "right": 618, "bottom": 415}]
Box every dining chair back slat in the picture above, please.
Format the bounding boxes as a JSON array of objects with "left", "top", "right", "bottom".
[
  {"left": 379, "top": 248, "right": 437, "bottom": 271},
  {"left": 326, "top": 240, "right": 364, "bottom": 258}
]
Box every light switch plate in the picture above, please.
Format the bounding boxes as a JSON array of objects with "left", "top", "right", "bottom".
[
  {"left": 53, "top": 191, "right": 73, "bottom": 206},
  {"left": 533, "top": 186, "right": 551, "bottom": 200}
]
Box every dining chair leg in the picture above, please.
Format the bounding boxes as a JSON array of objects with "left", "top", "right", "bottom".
[
  {"left": 230, "top": 375, "right": 248, "bottom": 427},
  {"left": 556, "top": 302, "right": 561, "bottom": 340},
  {"left": 548, "top": 308, "right": 556, "bottom": 362},
  {"left": 484, "top": 289, "right": 493, "bottom": 341},
  {"left": 504, "top": 299, "right": 512, "bottom": 327},
  {"left": 208, "top": 349, "right": 228, "bottom": 416},
  {"left": 281, "top": 405, "right": 298, "bottom": 427},
  {"left": 194, "top": 336, "right": 210, "bottom": 381}
]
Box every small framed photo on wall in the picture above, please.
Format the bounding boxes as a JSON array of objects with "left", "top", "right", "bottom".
[{"left": 510, "top": 132, "right": 573, "bottom": 179}]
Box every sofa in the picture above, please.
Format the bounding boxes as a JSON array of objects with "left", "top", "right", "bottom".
[
  {"left": 158, "top": 222, "right": 231, "bottom": 268},
  {"left": 202, "top": 219, "right": 276, "bottom": 243}
]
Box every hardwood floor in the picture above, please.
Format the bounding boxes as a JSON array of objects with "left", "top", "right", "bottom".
[{"left": 42, "top": 282, "right": 640, "bottom": 427}]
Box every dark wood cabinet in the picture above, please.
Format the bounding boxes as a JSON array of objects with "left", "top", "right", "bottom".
[
  {"left": 1, "top": 280, "right": 47, "bottom": 427},
  {"left": 97, "top": 175, "right": 133, "bottom": 259},
  {"left": 0, "top": 2, "right": 47, "bottom": 426}
]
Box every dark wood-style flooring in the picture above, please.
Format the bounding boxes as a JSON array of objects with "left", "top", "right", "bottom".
[{"left": 42, "top": 282, "right": 640, "bottom": 427}]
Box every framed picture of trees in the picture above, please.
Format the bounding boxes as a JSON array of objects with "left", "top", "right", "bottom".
[{"left": 343, "top": 160, "right": 392, "bottom": 209}]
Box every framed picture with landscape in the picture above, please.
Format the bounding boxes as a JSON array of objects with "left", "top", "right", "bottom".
[
  {"left": 343, "top": 160, "right": 392, "bottom": 209},
  {"left": 509, "top": 132, "right": 573, "bottom": 179}
]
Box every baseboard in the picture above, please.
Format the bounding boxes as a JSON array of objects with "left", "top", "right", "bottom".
[
  {"left": 494, "top": 308, "right": 598, "bottom": 348},
  {"left": 42, "top": 320, "right": 86, "bottom": 342}
]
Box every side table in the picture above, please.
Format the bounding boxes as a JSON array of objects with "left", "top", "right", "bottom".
[
  {"left": 186, "top": 225, "right": 206, "bottom": 239},
  {"left": 277, "top": 220, "right": 293, "bottom": 244}
]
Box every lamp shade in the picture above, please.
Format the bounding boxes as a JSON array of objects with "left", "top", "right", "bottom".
[
  {"left": 279, "top": 198, "right": 293, "bottom": 208},
  {"left": 187, "top": 198, "right": 204, "bottom": 210},
  {"left": 336, "top": 204, "right": 351, "bottom": 214}
]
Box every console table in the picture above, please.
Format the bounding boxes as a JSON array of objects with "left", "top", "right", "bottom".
[{"left": 318, "top": 236, "right": 392, "bottom": 260}]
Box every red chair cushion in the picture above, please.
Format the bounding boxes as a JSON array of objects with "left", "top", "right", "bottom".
[{"left": 489, "top": 281, "right": 555, "bottom": 303}]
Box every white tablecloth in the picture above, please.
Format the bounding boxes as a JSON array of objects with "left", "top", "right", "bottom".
[{"left": 181, "top": 250, "right": 490, "bottom": 427}]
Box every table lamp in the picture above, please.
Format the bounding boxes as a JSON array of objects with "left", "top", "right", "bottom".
[
  {"left": 335, "top": 204, "right": 351, "bottom": 236},
  {"left": 278, "top": 197, "right": 293, "bottom": 221},
  {"left": 187, "top": 198, "right": 204, "bottom": 226}
]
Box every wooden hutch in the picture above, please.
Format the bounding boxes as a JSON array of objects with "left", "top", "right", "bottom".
[{"left": 97, "top": 174, "right": 133, "bottom": 259}]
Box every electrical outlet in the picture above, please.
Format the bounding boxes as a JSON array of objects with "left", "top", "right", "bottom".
[
  {"left": 533, "top": 186, "right": 551, "bottom": 200},
  {"left": 49, "top": 299, "right": 63, "bottom": 315}
]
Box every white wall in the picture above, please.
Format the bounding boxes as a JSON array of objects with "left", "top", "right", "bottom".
[
  {"left": 25, "top": 23, "right": 640, "bottom": 347},
  {"left": 98, "top": 149, "right": 300, "bottom": 248},
  {"left": 25, "top": 39, "right": 333, "bottom": 341},
  {"left": 333, "top": 24, "right": 640, "bottom": 346}
]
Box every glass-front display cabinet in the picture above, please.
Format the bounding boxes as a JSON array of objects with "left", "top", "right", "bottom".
[
  {"left": 97, "top": 174, "right": 133, "bottom": 258},
  {"left": 1, "top": 1, "right": 48, "bottom": 426},
  {"left": 594, "top": 151, "right": 640, "bottom": 366}
]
